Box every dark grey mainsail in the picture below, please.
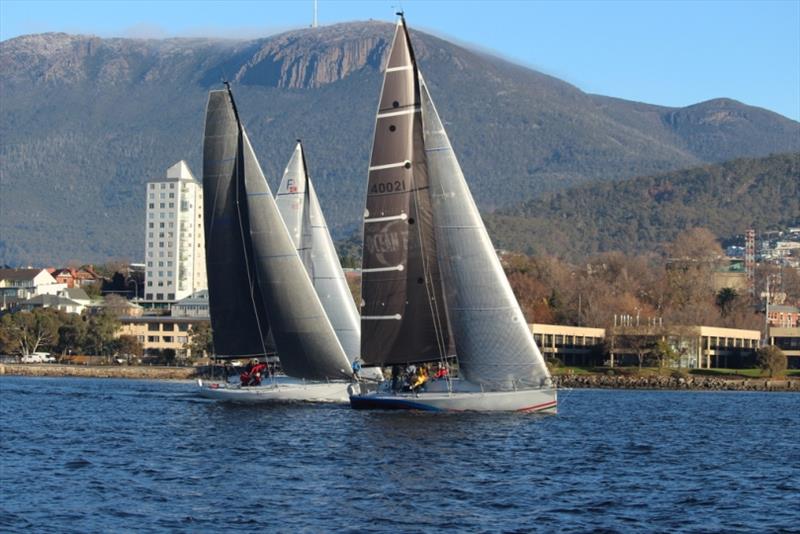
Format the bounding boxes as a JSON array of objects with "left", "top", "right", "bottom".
[
  {"left": 420, "top": 77, "right": 551, "bottom": 389},
  {"left": 360, "top": 16, "right": 450, "bottom": 366},
  {"left": 202, "top": 89, "right": 271, "bottom": 358},
  {"left": 276, "top": 142, "right": 362, "bottom": 364},
  {"left": 235, "top": 129, "right": 352, "bottom": 380}
]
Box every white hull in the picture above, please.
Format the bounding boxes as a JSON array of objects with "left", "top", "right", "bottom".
[
  {"left": 349, "top": 379, "right": 557, "bottom": 413},
  {"left": 197, "top": 377, "right": 350, "bottom": 404}
]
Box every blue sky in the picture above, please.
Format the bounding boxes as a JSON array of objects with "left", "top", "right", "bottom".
[{"left": 2, "top": 0, "right": 798, "bottom": 120}]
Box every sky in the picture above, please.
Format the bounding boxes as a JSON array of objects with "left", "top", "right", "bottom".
[{"left": 1, "top": 0, "right": 798, "bottom": 120}]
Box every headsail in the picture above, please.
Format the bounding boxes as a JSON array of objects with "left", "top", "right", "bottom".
[
  {"left": 360, "top": 16, "right": 451, "bottom": 366},
  {"left": 276, "top": 142, "right": 362, "bottom": 364},
  {"left": 202, "top": 89, "right": 271, "bottom": 358},
  {"left": 420, "top": 78, "right": 552, "bottom": 390}
]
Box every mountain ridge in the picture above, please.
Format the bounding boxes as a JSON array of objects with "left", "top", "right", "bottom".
[{"left": 1, "top": 22, "right": 798, "bottom": 265}]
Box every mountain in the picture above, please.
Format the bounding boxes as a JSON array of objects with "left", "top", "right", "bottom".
[
  {"left": 1, "top": 22, "right": 798, "bottom": 265},
  {"left": 485, "top": 152, "right": 800, "bottom": 260}
]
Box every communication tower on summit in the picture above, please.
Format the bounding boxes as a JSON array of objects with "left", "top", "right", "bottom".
[
  {"left": 312, "top": 0, "right": 318, "bottom": 28},
  {"left": 745, "top": 229, "right": 755, "bottom": 298}
]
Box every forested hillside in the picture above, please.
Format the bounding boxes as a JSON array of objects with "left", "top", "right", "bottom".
[{"left": 485, "top": 153, "right": 800, "bottom": 260}]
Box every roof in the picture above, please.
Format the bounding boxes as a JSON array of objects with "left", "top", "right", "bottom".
[
  {"left": 174, "top": 289, "right": 209, "bottom": 306},
  {"left": 0, "top": 268, "right": 46, "bottom": 282},
  {"left": 769, "top": 305, "right": 800, "bottom": 313},
  {"left": 62, "top": 287, "right": 90, "bottom": 301},
  {"left": 119, "top": 316, "right": 209, "bottom": 324},
  {"left": 22, "top": 294, "right": 82, "bottom": 307}
]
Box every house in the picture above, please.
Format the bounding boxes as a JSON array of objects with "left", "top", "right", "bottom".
[
  {"left": 171, "top": 289, "right": 209, "bottom": 318},
  {"left": 18, "top": 293, "right": 87, "bottom": 314},
  {"left": 0, "top": 268, "right": 66, "bottom": 310},
  {"left": 49, "top": 266, "right": 102, "bottom": 288}
]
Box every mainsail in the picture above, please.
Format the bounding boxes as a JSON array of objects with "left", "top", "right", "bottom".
[
  {"left": 420, "top": 78, "right": 551, "bottom": 389},
  {"left": 202, "top": 89, "right": 271, "bottom": 358},
  {"left": 275, "top": 142, "right": 361, "bottom": 363},
  {"left": 360, "top": 17, "right": 451, "bottom": 366}
]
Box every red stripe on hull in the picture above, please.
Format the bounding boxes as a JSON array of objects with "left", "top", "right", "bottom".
[{"left": 517, "top": 400, "right": 558, "bottom": 413}]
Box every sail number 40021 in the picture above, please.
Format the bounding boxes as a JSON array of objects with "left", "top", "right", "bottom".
[{"left": 370, "top": 180, "right": 406, "bottom": 194}]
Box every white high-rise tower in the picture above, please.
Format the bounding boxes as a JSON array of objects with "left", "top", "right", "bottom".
[{"left": 143, "top": 161, "right": 207, "bottom": 303}]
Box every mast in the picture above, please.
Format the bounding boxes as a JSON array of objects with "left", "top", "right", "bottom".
[
  {"left": 360, "top": 14, "right": 451, "bottom": 366},
  {"left": 420, "top": 77, "right": 552, "bottom": 390},
  {"left": 202, "top": 87, "right": 272, "bottom": 358}
]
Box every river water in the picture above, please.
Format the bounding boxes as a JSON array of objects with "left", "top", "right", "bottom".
[{"left": 0, "top": 377, "right": 797, "bottom": 533}]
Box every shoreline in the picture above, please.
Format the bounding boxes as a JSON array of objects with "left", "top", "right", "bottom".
[{"left": 2, "top": 363, "right": 798, "bottom": 392}]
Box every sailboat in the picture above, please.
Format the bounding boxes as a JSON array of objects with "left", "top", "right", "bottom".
[
  {"left": 197, "top": 84, "right": 356, "bottom": 403},
  {"left": 349, "top": 15, "right": 557, "bottom": 412}
]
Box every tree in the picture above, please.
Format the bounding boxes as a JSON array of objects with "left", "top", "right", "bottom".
[
  {"left": 715, "top": 287, "right": 738, "bottom": 318},
  {"left": 84, "top": 310, "right": 121, "bottom": 358},
  {"left": 113, "top": 335, "right": 143, "bottom": 363},
  {"left": 185, "top": 322, "right": 213, "bottom": 360},
  {"left": 757, "top": 346, "right": 787, "bottom": 378},
  {"left": 0, "top": 309, "right": 61, "bottom": 356},
  {"left": 102, "top": 294, "right": 132, "bottom": 317},
  {"left": 653, "top": 339, "right": 679, "bottom": 369},
  {"left": 55, "top": 314, "right": 88, "bottom": 356}
]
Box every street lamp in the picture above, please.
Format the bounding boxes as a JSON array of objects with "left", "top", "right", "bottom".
[{"left": 127, "top": 277, "right": 139, "bottom": 301}]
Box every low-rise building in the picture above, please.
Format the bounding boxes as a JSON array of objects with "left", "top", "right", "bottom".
[
  {"left": 609, "top": 325, "right": 760, "bottom": 369},
  {"left": 171, "top": 289, "right": 209, "bottom": 318},
  {"left": 767, "top": 305, "right": 800, "bottom": 328},
  {"left": 117, "top": 316, "right": 209, "bottom": 359},
  {"left": 768, "top": 326, "right": 800, "bottom": 369},
  {"left": 530, "top": 324, "right": 606, "bottom": 366}
]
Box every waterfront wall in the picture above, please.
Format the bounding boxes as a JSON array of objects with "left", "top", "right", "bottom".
[
  {"left": 0, "top": 363, "right": 197, "bottom": 380},
  {"left": 553, "top": 374, "right": 799, "bottom": 392}
]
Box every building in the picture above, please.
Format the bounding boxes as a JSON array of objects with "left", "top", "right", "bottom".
[
  {"left": 0, "top": 268, "right": 66, "bottom": 310},
  {"left": 18, "top": 287, "right": 92, "bottom": 315},
  {"left": 768, "top": 326, "right": 800, "bottom": 369},
  {"left": 767, "top": 305, "right": 800, "bottom": 328},
  {"left": 48, "top": 266, "right": 102, "bottom": 288},
  {"left": 609, "top": 325, "right": 760, "bottom": 369},
  {"left": 117, "top": 316, "right": 209, "bottom": 359},
  {"left": 171, "top": 289, "right": 210, "bottom": 318},
  {"left": 531, "top": 324, "right": 606, "bottom": 366},
  {"left": 144, "top": 161, "right": 207, "bottom": 303}
]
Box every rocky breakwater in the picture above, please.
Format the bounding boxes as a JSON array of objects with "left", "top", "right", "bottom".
[
  {"left": 553, "top": 373, "right": 799, "bottom": 392},
  {"left": 0, "top": 363, "right": 197, "bottom": 380}
]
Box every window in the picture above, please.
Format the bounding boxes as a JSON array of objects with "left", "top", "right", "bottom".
[
  {"left": 163, "top": 336, "right": 174, "bottom": 343},
  {"left": 158, "top": 281, "right": 164, "bottom": 287},
  {"left": 146, "top": 262, "right": 152, "bottom": 267},
  {"left": 148, "top": 222, "right": 154, "bottom": 228},
  {"left": 147, "top": 336, "right": 158, "bottom": 342},
  {"left": 148, "top": 232, "right": 153, "bottom": 238},
  {"left": 160, "top": 184, "right": 165, "bottom": 189},
  {"left": 158, "top": 271, "right": 163, "bottom": 277},
  {"left": 169, "top": 203, "right": 174, "bottom": 209},
  {"left": 169, "top": 192, "right": 175, "bottom": 199},
  {"left": 178, "top": 324, "right": 190, "bottom": 332},
  {"left": 178, "top": 336, "right": 188, "bottom": 344},
  {"left": 156, "top": 293, "right": 164, "bottom": 299},
  {"left": 148, "top": 323, "right": 159, "bottom": 331},
  {"left": 167, "top": 293, "right": 175, "bottom": 300},
  {"left": 163, "top": 323, "right": 176, "bottom": 331},
  {"left": 149, "top": 184, "right": 155, "bottom": 189},
  {"left": 149, "top": 203, "right": 155, "bottom": 209},
  {"left": 169, "top": 183, "right": 175, "bottom": 189},
  {"left": 160, "top": 203, "right": 165, "bottom": 209},
  {"left": 158, "top": 261, "right": 164, "bottom": 267},
  {"left": 146, "top": 292, "right": 153, "bottom": 299}
]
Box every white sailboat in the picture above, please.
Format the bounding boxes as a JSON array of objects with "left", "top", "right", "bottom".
[
  {"left": 198, "top": 85, "right": 355, "bottom": 403},
  {"left": 349, "top": 16, "right": 557, "bottom": 412}
]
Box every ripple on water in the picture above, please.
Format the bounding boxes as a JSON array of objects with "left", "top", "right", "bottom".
[{"left": 1, "top": 378, "right": 799, "bottom": 532}]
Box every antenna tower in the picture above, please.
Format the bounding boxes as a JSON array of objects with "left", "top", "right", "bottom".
[
  {"left": 313, "top": 0, "right": 318, "bottom": 28},
  {"left": 745, "top": 229, "right": 755, "bottom": 299}
]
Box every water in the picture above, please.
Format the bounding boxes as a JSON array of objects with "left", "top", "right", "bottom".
[{"left": 1, "top": 377, "right": 797, "bottom": 533}]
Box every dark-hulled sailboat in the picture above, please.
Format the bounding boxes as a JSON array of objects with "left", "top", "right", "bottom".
[
  {"left": 349, "top": 16, "right": 557, "bottom": 412},
  {"left": 198, "top": 85, "right": 356, "bottom": 403}
]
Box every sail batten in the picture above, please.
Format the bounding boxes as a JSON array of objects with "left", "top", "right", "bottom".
[{"left": 359, "top": 18, "right": 452, "bottom": 366}]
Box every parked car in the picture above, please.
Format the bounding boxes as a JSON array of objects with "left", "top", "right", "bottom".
[{"left": 20, "top": 352, "right": 55, "bottom": 363}]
